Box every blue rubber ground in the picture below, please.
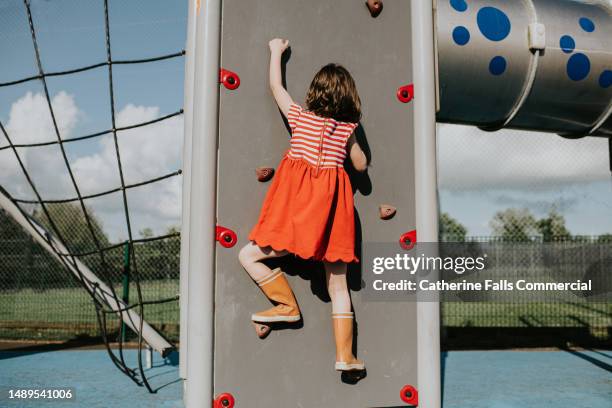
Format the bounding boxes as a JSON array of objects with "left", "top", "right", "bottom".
[
  {"left": 0, "top": 349, "right": 610, "bottom": 407},
  {"left": 442, "top": 350, "right": 611, "bottom": 408}
]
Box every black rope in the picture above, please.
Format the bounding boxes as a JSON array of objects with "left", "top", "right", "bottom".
[
  {"left": 103, "top": 0, "right": 153, "bottom": 392},
  {"left": 112, "top": 50, "right": 185, "bottom": 65},
  {"left": 101, "top": 295, "right": 179, "bottom": 314},
  {"left": 0, "top": 129, "right": 97, "bottom": 313},
  {"left": 0, "top": 51, "right": 185, "bottom": 88},
  {"left": 0, "top": 126, "right": 106, "bottom": 311},
  {"left": 92, "top": 283, "right": 139, "bottom": 380},
  {"left": 22, "top": 0, "right": 142, "bottom": 385},
  {"left": 0, "top": 142, "right": 134, "bottom": 379},
  {"left": 0, "top": 109, "right": 183, "bottom": 151},
  {"left": 13, "top": 170, "right": 182, "bottom": 204},
  {"left": 2, "top": 0, "right": 182, "bottom": 391},
  {"left": 54, "top": 232, "right": 180, "bottom": 258},
  {"left": 4, "top": 154, "right": 162, "bottom": 384}
]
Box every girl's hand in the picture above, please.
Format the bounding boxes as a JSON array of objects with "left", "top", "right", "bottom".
[{"left": 269, "top": 38, "right": 289, "bottom": 54}]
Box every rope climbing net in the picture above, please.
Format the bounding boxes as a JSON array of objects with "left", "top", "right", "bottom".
[{"left": 0, "top": 0, "right": 185, "bottom": 392}]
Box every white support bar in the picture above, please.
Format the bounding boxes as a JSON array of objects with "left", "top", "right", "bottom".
[
  {"left": 411, "top": 0, "right": 442, "bottom": 407},
  {"left": 145, "top": 344, "right": 153, "bottom": 369},
  {"left": 184, "top": 0, "right": 221, "bottom": 406},
  {"left": 179, "top": 0, "right": 198, "bottom": 385},
  {"left": 0, "top": 190, "right": 173, "bottom": 356}
]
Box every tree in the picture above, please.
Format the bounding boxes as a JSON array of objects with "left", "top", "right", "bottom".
[
  {"left": 32, "top": 202, "right": 110, "bottom": 254},
  {"left": 133, "top": 226, "right": 180, "bottom": 280},
  {"left": 439, "top": 212, "right": 467, "bottom": 241},
  {"left": 536, "top": 208, "right": 571, "bottom": 242},
  {"left": 597, "top": 234, "right": 612, "bottom": 243},
  {"left": 1, "top": 209, "right": 70, "bottom": 289},
  {"left": 490, "top": 208, "right": 537, "bottom": 242},
  {"left": 165, "top": 225, "right": 180, "bottom": 235},
  {"left": 139, "top": 227, "right": 154, "bottom": 239}
]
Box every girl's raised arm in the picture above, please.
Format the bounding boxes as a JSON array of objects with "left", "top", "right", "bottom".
[{"left": 269, "top": 38, "right": 294, "bottom": 117}]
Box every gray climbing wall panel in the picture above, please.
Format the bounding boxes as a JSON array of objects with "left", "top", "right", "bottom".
[{"left": 215, "top": 1, "right": 417, "bottom": 406}]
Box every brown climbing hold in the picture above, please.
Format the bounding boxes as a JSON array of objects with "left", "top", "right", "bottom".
[
  {"left": 253, "top": 322, "right": 271, "bottom": 339},
  {"left": 256, "top": 167, "right": 275, "bottom": 182},
  {"left": 379, "top": 204, "right": 396, "bottom": 220},
  {"left": 366, "top": 0, "right": 383, "bottom": 17}
]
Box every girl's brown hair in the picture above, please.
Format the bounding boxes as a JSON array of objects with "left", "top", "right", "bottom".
[{"left": 305, "top": 64, "right": 361, "bottom": 124}]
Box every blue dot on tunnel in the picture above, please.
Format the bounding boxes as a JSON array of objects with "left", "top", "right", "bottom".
[
  {"left": 600, "top": 70, "right": 612, "bottom": 88},
  {"left": 579, "top": 17, "right": 595, "bottom": 32},
  {"left": 567, "top": 53, "right": 590, "bottom": 81},
  {"left": 489, "top": 56, "right": 507, "bottom": 76},
  {"left": 452, "top": 26, "right": 470, "bottom": 46},
  {"left": 477, "top": 7, "right": 511, "bottom": 42},
  {"left": 450, "top": 0, "right": 468, "bottom": 12},
  {"left": 559, "top": 35, "right": 575, "bottom": 54}
]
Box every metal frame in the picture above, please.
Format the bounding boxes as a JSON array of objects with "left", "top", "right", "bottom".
[
  {"left": 183, "top": 0, "right": 222, "bottom": 407},
  {"left": 412, "top": 1, "right": 442, "bottom": 407},
  {"left": 179, "top": 0, "right": 198, "bottom": 385}
]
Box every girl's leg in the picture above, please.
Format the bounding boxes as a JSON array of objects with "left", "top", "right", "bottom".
[
  {"left": 239, "top": 241, "right": 300, "bottom": 324},
  {"left": 238, "top": 241, "right": 288, "bottom": 281},
  {"left": 324, "top": 261, "right": 352, "bottom": 313},
  {"left": 324, "top": 261, "right": 365, "bottom": 371}
]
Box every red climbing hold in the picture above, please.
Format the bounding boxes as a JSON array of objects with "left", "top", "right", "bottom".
[
  {"left": 219, "top": 68, "right": 240, "bottom": 90},
  {"left": 399, "top": 230, "right": 417, "bottom": 250},
  {"left": 397, "top": 84, "right": 414, "bottom": 103},
  {"left": 214, "top": 392, "right": 235, "bottom": 408},
  {"left": 365, "top": 0, "right": 383, "bottom": 17},
  {"left": 400, "top": 384, "right": 418, "bottom": 406},
  {"left": 216, "top": 226, "right": 237, "bottom": 248}
]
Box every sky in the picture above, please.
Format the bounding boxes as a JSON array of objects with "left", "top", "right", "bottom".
[
  {"left": 0, "top": 0, "right": 610, "bottom": 243},
  {"left": 0, "top": 0, "right": 186, "bottom": 242}
]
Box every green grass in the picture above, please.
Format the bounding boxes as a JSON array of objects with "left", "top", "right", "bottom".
[
  {"left": 1, "top": 279, "right": 610, "bottom": 341},
  {"left": 0, "top": 280, "right": 179, "bottom": 341}
]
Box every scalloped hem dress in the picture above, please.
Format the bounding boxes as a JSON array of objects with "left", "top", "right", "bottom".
[{"left": 248, "top": 103, "right": 359, "bottom": 263}]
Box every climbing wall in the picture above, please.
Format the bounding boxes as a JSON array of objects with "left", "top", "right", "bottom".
[{"left": 215, "top": 1, "right": 417, "bottom": 406}]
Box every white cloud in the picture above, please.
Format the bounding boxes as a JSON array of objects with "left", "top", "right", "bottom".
[
  {"left": 0, "top": 91, "right": 80, "bottom": 198},
  {"left": 0, "top": 91, "right": 183, "bottom": 242},
  {"left": 71, "top": 103, "right": 183, "bottom": 240},
  {"left": 6, "top": 91, "right": 79, "bottom": 145},
  {"left": 438, "top": 124, "right": 610, "bottom": 190}
]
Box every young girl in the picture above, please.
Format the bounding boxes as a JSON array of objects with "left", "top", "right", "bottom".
[{"left": 238, "top": 38, "right": 368, "bottom": 372}]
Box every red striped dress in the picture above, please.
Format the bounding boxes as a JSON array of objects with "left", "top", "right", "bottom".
[{"left": 248, "top": 103, "right": 359, "bottom": 263}]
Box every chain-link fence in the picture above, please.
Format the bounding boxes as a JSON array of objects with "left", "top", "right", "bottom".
[
  {"left": 440, "top": 235, "right": 611, "bottom": 348},
  {"left": 1, "top": 210, "right": 610, "bottom": 347},
  {"left": 0, "top": 209, "right": 179, "bottom": 342}
]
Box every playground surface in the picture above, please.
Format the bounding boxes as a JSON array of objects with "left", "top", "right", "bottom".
[{"left": 0, "top": 347, "right": 610, "bottom": 408}]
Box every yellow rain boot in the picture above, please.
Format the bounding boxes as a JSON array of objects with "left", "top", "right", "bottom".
[
  {"left": 332, "top": 312, "right": 365, "bottom": 371},
  {"left": 252, "top": 268, "right": 301, "bottom": 323}
]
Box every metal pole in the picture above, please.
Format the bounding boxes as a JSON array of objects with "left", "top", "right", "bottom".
[
  {"left": 179, "top": 0, "right": 198, "bottom": 386},
  {"left": 121, "top": 241, "right": 130, "bottom": 343},
  {"left": 411, "top": 0, "right": 441, "bottom": 407},
  {"left": 185, "top": 0, "right": 221, "bottom": 406},
  {"left": 145, "top": 344, "right": 153, "bottom": 369}
]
